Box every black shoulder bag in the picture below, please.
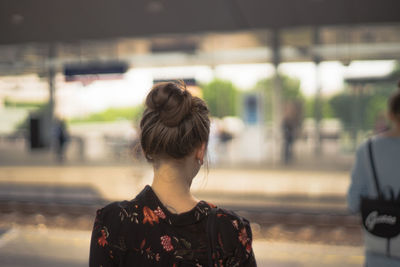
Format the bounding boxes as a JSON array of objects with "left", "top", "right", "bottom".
[{"left": 360, "top": 139, "right": 400, "bottom": 257}]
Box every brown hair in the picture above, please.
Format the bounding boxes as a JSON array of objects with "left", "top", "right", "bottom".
[
  {"left": 388, "top": 83, "right": 400, "bottom": 120},
  {"left": 140, "top": 82, "right": 210, "bottom": 161}
]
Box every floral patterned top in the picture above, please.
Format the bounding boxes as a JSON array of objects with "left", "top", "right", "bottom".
[{"left": 89, "top": 185, "right": 256, "bottom": 267}]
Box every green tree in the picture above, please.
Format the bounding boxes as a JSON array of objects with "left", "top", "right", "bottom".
[
  {"left": 252, "top": 74, "right": 304, "bottom": 121},
  {"left": 304, "top": 97, "right": 334, "bottom": 119},
  {"left": 201, "top": 79, "right": 239, "bottom": 118},
  {"left": 329, "top": 92, "right": 355, "bottom": 130},
  {"left": 329, "top": 66, "right": 399, "bottom": 132},
  {"left": 70, "top": 105, "right": 144, "bottom": 123},
  {"left": 4, "top": 98, "right": 46, "bottom": 109}
]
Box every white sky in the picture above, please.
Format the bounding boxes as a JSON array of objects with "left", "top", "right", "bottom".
[{"left": 1, "top": 60, "right": 396, "bottom": 118}]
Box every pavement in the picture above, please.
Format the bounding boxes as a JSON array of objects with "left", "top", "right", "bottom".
[
  {"left": 0, "top": 165, "right": 352, "bottom": 213},
  {"left": 0, "top": 226, "right": 364, "bottom": 267}
]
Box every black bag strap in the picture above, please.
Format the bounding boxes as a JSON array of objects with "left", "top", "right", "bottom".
[
  {"left": 367, "top": 139, "right": 383, "bottom": 198},
  {"left": 207, "top": 208, "right": 218, "bottom": 267}
]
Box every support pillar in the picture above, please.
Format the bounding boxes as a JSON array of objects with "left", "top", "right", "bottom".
[
  {"left": 272, "top": 28, "right": 283, "bottom": 164},
  {"left": 46, "top": 43, "right": 56, "bottom": 147},
  {"left": 313, "top": 27, "right": 323, "bottom": 155}
]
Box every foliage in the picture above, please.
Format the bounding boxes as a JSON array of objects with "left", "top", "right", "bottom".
[
  {"left": 201, "top": 79, "right": 239, "bottom": 118},
  {"left": 326, "top": 62, "right": 400, "bottom": 132},
  {"left": 253, "top": 74, "right": 303, "bottom": 100},
  {"left": 4, "top": 98, "right": 46, "bottom": 109},
  {"left": 329, "top": 92, "right": 356, "bottom": 130},
  {"left": 70, "top": 105, "right": 144, "bottom": 123},
  {"left": 304, "top": 97, "right": 334, "bottom": 119},
  {"left": 329, "top": 82, "right": 398, "bottom": 131},
  {"left": 252, "top": 74, "right": 304, "bottom": 121}
]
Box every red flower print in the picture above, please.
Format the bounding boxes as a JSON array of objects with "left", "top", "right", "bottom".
[
  {"left": 246, "top": 242, "right": 252, "bottom": 254},
  {"left": 154, "top": 207, "right": 166, "bottom": 219},
  {"left": 143, "top": 206, "right": 159, "bottom": 225},
  {"left": 207, "top": 202, "right": 217, "bottom": 208},
  {"left": 238, "top": 227, "right": 248, "bottom": 246},
  {"left": 97, "top": 229, "right": 108, "bottom": 247},
  {"left": 160, "top": 235, "right": 174, "bottom": 252}
]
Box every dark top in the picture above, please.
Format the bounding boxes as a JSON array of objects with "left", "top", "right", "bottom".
[{"left": 89, "top": 185, "right": 257, "bottom": 267}]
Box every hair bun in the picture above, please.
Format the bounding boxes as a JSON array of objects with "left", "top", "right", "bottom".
[
  {"left": 146, "top": 82, "right": 192, "bottom": 127},
  {"left": 140, "top": 82, "right": 210, "bottom": 160}
]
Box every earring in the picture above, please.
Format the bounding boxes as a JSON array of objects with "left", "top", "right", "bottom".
[{"left": 198, "top": 159, "right": 203, "bottom": 166}]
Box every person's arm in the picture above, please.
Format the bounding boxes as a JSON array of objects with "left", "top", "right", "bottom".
[
  {"left": 89, "top": 208, "right": 119, "bottom": 267},
  {"left": 347, "top": 144, "right": 370, "bottom": 213}
]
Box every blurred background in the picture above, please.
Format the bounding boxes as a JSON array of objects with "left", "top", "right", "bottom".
[{"left": 1, "top": 0, "right": 400, "bottom": 266}]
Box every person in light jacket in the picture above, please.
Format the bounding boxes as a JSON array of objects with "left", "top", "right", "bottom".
[{"left": 348, "top": 87, "right": 400, "bottom": 266}]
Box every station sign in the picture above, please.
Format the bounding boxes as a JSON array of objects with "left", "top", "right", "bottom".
[{"left": 64, "top": 61, "right": 128, "bottom": 85}]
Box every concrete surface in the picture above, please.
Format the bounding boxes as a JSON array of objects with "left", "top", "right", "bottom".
[{"left": 0, "top": 226, "right": 364, "bottom": 267}]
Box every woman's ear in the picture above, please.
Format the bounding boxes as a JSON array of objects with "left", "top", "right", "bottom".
[{"left": 195, "top": 142, "right": 206, "bottom": 162}]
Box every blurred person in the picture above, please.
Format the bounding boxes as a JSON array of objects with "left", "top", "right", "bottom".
[
  {"left": 281, "top": 102, "right": 297, "bottom": 164},
  {"left": 217, "top": 123, "right": 233, "bottom": 164},
  {"left": 348, "top": 87, "right": 400, "bottom": 266},
  {"left": 219, "top": 125, "right": 233, "bottom": 144},
  {"left": 53, "top": 117, "right": 69, "bottom": 162},
  {"left": 89, "top": 82, "right": 256, "bottom": 266}
]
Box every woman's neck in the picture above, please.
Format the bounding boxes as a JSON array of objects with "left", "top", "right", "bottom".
[
  {"left": 151, "top": 162, "right": 198, "bottom": 214},
  {"left": 385, "top": 123, "right": 400, "bottom": 137}
]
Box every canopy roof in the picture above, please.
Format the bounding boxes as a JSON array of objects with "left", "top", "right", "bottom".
[{"left": 1, "top": 0, "right": 400, "bottom": 44}]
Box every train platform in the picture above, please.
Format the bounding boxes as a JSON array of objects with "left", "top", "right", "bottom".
[
  {"left": 0, "top": 165, "right": 352, "bottom": 214},
  {"left": 0, "top": 163, "right": 351, "bottom": 196},
  {"left": 0, "top": 226, "right": 364, "bottom": 267}
]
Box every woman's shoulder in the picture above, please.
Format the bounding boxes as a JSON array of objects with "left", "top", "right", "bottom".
[
  {"left": 93, "top": 199, "right": 144, "bottom": 245},
  {"left": 214, "top": 207, "right": 250, "bottom": 226},
  {"left": 95, "top": 187, "right": 150, "bottom": 228},
  {"left": 200, "top": 201, "right": 250, "bottom": 228},
  {"left": 374, "top": 134, "right": 400, "bottom": 146},
  {"left": 356, "top": 135, "right": 400, "bottom": 155},
  {"left": 213, "top": 207, "right": 253, "bottom": 241},
  {"left": 96, "top": 186, "right": 151, "bottom": 219},
  {"left": 356, "top": 138, "right": 371, "bottom": 152}
]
